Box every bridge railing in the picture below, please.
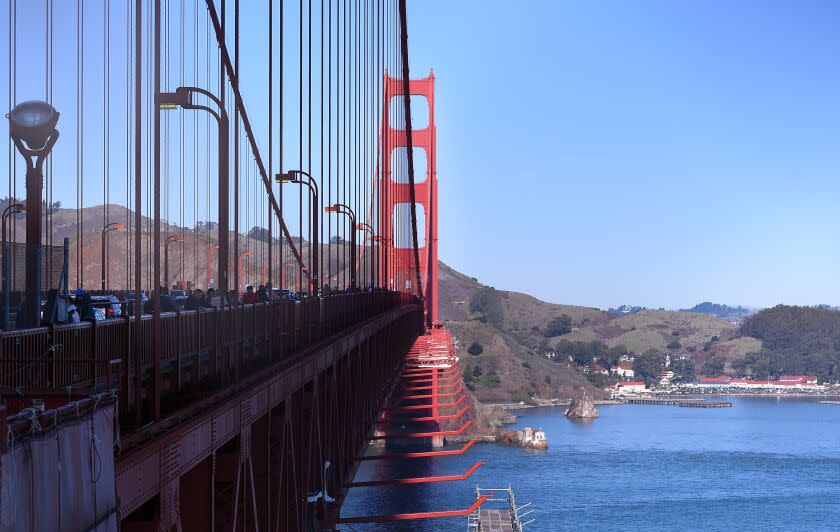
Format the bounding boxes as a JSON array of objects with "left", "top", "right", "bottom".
[{"left": 0, "top": 290, "right": 418, "bottom": 424}]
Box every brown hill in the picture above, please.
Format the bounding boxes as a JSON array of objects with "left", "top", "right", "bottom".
[{"left": 437, "top": 261, "right": 762, "bottom": 400}]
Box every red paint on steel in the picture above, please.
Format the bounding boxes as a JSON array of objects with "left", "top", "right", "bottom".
[
  {"left": 402, "top": 377, "right": 463, "bottom": 391},
  {"left": 356, "top": 439, "right": 477, "bottom": 461},
  {"left": 378, "top": 69, "right": 438, "bottom": 315},
  {"left": 369, "top": 419, "right": 475, "bottom": 440},
  {"left": 379, "top": 405, "right": 470, "bottom": 424},
  {"left": 391, "top": 385, "right": 464, "bottom": 402},
  {"left": 336, "top": 493, "right": 492, "bottom": 524},
  {"left": 382, "top": 394, "right": 467, "bottom": 413},
  {"left": 341, "top": 461, "right": 485, "bottom": 488}
]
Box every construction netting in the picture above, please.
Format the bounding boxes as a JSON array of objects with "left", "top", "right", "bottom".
[{"left": 0, "top": 403, "right": 117, "bottom": 531}]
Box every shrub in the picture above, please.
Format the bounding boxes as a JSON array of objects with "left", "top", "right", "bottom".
[
  {"left": 544, "top": 314, "right": 573, "bottom": 337},
  {"left": 468, "top": 342, "right": 484, "bottom": 356},
  {"left": 666, "top": 340, "right": 682, "bottom": 350},
  {"left": 702, "top": 355, "right": 726, "bottom": 376},
  {"left": 481, "top": 372, "right": 501, "bottom": 388},
  {"left": 469, "top": 287, "right": 504, "bottom": 327},
  {"left": 544, "top": 374, "right": 552, "bottom": 385},
  {"left": 522, "top": 361, "right": 531, "bottom": 369}
]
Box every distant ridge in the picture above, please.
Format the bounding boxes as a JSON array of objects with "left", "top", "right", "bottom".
[
  {"left": 679, "top": 302, "right": 754, "bottom": 323},
  {"left": 607, "top": 304, "right": 648, "bottom": 316}
]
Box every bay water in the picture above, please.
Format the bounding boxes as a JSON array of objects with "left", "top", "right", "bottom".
[{"left": 340, "top": 398, "right": 840, "bottom": 531}]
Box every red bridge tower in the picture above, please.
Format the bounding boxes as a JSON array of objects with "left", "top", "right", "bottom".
[{"left": 379, "top": 72, "right": 438, "bottom": 323}]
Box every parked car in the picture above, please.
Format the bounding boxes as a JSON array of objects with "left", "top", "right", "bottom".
[
  {"left": 123, "top": 292, "right": 149, "bottom": 315},
  {"left": 272, "top": 288, "right": 292, "bottom": 300},
  {"left": 170, "top": 289, "right": 188, "bottom": 302},
  {"left": 90, "top": 295, "right": 122, "bottom": 319}
]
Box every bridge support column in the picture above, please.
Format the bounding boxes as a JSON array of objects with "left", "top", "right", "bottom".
[
  {"left": 159, "top": 479, "right": 183, "bottom": 532},
  {"left": 431, "top": 368, "right": 444, "bottom": 447}
]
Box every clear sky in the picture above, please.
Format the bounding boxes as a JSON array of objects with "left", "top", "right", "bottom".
[
  {"left": 3, "top": 1, "right": 840, "bottom": 309},
  {"left": 406, "top": 0, "right": 840, "bottom": 310}
]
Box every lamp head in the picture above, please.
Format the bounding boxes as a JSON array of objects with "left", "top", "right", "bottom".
[
  {"left": 8, "top": 101, "right": 59, "bottom": 150},
  {"left": 276, "top": 170, "right": 301, "bottom": 183},
  {"left": 158, "top": 89, "right": 191, "bottom": 110}
]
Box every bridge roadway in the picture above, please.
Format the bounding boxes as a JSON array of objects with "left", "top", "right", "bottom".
[{"left": 0, "top": 292, "right": 424, "bottom": 531}]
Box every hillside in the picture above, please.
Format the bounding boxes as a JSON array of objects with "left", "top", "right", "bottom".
[
  {"left": 735, "top": 305, "right": 840, "bottom": 381},
  {"left": 438, "top": 261, "right": 764, "bottom": 400},
  {"left": 679, "top": 302, "right": 754, "bottom": 323},
  {"left": 18, "top": 204, "right": 765, "bottom": 395},
  {"left": 7, "top": 204, "right": 362, "bottom": 291}
]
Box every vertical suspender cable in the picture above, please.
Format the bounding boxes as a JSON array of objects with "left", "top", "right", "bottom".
[
  {"left": 307, "top": 0, "right": 312, "bottom": 293},
  {"left": 126, "top": 0, "right": 131, "bottom": 289},
  {"left": 319, "top": 0, "right": 324, "bottom": 292},
  {"left": 268, "top": 0, "right": 273, "bottom": 287},
  {"left": 277, "top": 0, "right": 291, "bottom": 288},
  {"left": 234, "top": 0, "right": 240, "bottom": 296},
  {"left": 397, "top": 0, "right": 424, "bottom": 313},
  {"left": 104, "top": 0, "right": 110, "bottom": 288},
  {"left": 194, "top": 0, "right": 198, "bottom": 285},
  {"left": 298, "top": 0, "right": 303, "bottom": 292},
  {"left": 133, "top": 0, "right": 144, "bottom": 426}
]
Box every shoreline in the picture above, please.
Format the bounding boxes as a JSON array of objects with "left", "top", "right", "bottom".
[{"left": 489, "top": 393, "right": 840, "bottom": 412}]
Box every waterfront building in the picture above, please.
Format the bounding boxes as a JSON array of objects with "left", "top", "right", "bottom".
[
  {"left": 615, "top": 381, "right": 646, "bottom": 395},
  {"left": 779, "top": 375, "right": 818, "bottom": 385},
  {"left": 611, "top": 364, "right": 635, "bottom": 378}
]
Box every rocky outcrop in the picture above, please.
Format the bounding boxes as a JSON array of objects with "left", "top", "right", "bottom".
[
  {"left": 495, "top": 427, "right": 548, "bottom": 450},
  {"left": 487, "top": 406, "right": 517, "bottom": 427},
  {"left": 565, "top": 393, "right": 599, "bottom": 419}
]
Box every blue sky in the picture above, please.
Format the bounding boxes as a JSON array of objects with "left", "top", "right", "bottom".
[
  {"left": 406, "top": 0, "right": 840, "bottom": 309},
  {"left": 3, "top": 1, "right": 840, "bottom": 309}
]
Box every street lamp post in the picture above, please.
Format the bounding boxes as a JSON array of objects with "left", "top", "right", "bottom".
[
  {"left": 1, "top": 203, "right": 24, "bottom": 329},
  {"left": 7, "top": 100, "right": 60, "bottom": 328},
  {"left": 159, "top": 87, "right": 229, "bottom": 296},
  {"left": 206, "top": 243, "right": 219, "bottom": 289},
  {"left": 101, "top": 223, "right": 126, "bottom": 290},
  {"left": 276, "top": 170, "right": 319, "bottom": 294},
  {"left": 238, "top": 251, "right": 253, "bottom": 292},
  {"left": 164, "top": 235, "right": 185, "bottom": 291},
  {"left": 355, "top": 222, "right": 376, "bottom": 288},
  {"left": 325, "top": 203, "right": 356, "bottom": 289}
]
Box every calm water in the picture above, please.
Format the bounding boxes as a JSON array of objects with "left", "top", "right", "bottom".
[{"left": 340, "top": 398, "right": 840, "bottom": 531}]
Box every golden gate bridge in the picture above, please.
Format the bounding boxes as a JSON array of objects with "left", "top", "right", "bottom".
[{"left": 0, "top": 0, "right": 502, "bottom": 530}]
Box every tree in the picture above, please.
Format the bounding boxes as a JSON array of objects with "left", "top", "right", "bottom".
[
  {"left": 633, "top": 350, "right": 663, "bottom": 386},
  {"left": 469, "top": 287, "right": 504, "bottom": 327},
  {"left": 544, "top": 374, "right": 552, "bottom": 385},
  {"left": 666, "top": 340, "right": 682, "bottom": 350},
  {"left": 467, "top": 342, "right": 484, "bottom": 356},
  {"left": 602, "top": 344, "right": 629, "bottom": 368},
  {"left": 544, "top": 314, "right": 573, "bottom": 337},
  {"left": 670, "top": 357, "right": 695, "bottom": 382},
  {"left": 247, "top": 226, "right": 271, "bottom": 242},
  {"left": 481, "top": 371, "right": 501, "bottom": 388},
  {"left": 702, "top": 355, "right": 726, "bottom": 376},
  {"left": 472, "top": 365, "right": 483, "bottom": 378}
]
